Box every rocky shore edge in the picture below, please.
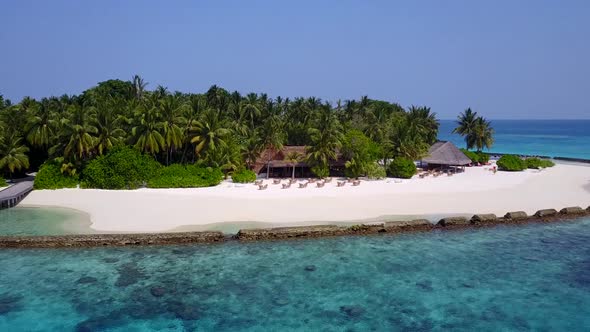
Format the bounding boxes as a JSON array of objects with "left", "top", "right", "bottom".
[{"left": 1, "top": 205, "right": 589, "bottom": 248}]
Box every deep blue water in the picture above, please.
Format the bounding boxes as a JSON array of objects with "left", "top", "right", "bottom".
[
  {"left": 438, "top": 119, "right": 590, "bottom": 159},
  {"left": 2, "top": 218, "right": 590, "bottom": 331}
]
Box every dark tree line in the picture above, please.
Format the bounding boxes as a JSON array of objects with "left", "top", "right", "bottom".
[{"left": 0, "top": 76, "right": 442, "bottom": 179}]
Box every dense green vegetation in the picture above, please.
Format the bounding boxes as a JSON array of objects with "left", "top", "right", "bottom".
[
  {"left": 525, "top": 158, "right": 555, "bottom": 169},
  {"left": 0, "top": 77, "right": 441, "bottom": 185},
  {"left": 366, "top": 162, "right": 387, "bottom": 180},
  {"left": 388, "top": 158, "right": 417, "bottom": 179},
  {"left": 34, "top": 162, "right": 79, "bottom": 189},
  {"left": 461, "top": 149, "right": 490, "bottom": 164},
  {"left": 0, "top": 175, "right": 6, "bottom": 187},
  {"left": 496, "top": 155, "right": 527, "bottom": 171},
  {"left": 147, "top": 164, "right": 223, "bottom": 188},
  {"left": 80, "top": 147, "right": 161, "bottom": 189},
  {"left": 342, "top": 130, "right": 377, "bottom": 178},
  {"left": 231, "top": 169, "right": 257, "bottom": 183},
  {"left": 453, "top": 108, "right": 494, "bottom": 151}
]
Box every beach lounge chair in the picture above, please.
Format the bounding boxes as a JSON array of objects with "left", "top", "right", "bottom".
[
  {"left": 282, "top": 183, "right": 291, "bottom": 189},
  {"left": 273, "top": 179, "right": 281, "bottom": 184},
  {"left": 289, "top": 178, "right": 297, "bottom": 184},
  {"left": 258, "top": 184, "right": 268, "bottom": 190},
  {"left": 299, "top": 182, "right": 308, "bottom": 188},
  {"left": 308, "top": 178, "right": 316, "bottom": 183},
  {"left": 254, "top": 180, "right": 263, "bottom": 186},
  {"left": 347, "top": 178, "right": 354, "bottom": 183},
  {"left": 352, "top": 180, "right": 361, "bottom": 186},
  {"left": 317, "top": 182, "right": 325, "bottom": 188},
  {"left": 337, "top": 181, "right": 346, "bottom": 187},
  {"left": 324, "top": 177, "right": 333, "bottom": 183}
]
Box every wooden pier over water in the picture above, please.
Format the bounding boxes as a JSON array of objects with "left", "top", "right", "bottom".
[{"left": 0, "top": 181, "right": 34, "bottom": 209}]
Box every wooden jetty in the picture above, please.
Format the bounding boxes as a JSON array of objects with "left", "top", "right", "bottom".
[{"left": 0, "top": 181, "right": 34, "bottom": 209}]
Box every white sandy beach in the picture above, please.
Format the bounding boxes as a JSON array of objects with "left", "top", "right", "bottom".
[{"left": 21, "top": 162, "right": 590, "bottom": 233}]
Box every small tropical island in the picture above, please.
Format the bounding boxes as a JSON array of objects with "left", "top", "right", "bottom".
[{"left": 0, "top": 77, "right": 589, "bottom": 233}]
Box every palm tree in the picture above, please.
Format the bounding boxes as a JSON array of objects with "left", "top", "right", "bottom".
[
  {"left": 131, "top": 101, "right": 165, "bottom": 156},
  {"left": 407, "top": 106, "right": 439, "bottom": 145},
  {"left": 389, "top": 115, "right": 429, "bottom": 160},
  {"left": 190, "top": 109, "right": 231, "bottom": 161},
  {"left": 284, "top": 151, "right": 302, "bottom": 179},
  {"left": 260, "top": 101, "right": 285, "bottom": 178},
  {"left": 60, "top": 104, "right": 97, "bottom": 161},
  {"left": 241, "top": 128, "right": 263, "bottom": 169},
  {"left": 132, "top": 75, "right": 147, "bottom": 100},
  {"left": 92, "top": 99, "right": 126, "bottom": 155},
  {"left": 25, "top": 99, "right": 56, "bottom": 149},
  {"left": 0, "top": 135, "right": 30, "bottom": 180},
  {"left": 472, "top": 117, "right": 494, "bottom": 151},
  {"left": 159, "top": 95, "right": 186, "bottom": 165},
  {"left": 453, "top": 108, "right": 479, "bottom": 149},
  {"left": 306, "top": 104, "right": 343, "bottom": 178},
  {"left": 242, "top": 93, "right": 261, "bottom": 128}
]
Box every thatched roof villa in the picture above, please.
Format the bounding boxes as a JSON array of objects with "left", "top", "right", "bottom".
[
  {"left": 253, "top": 146, "right": 345, "bottom": 177},
  {"left": 422, "top": 141, "right": 472, "bottom": 168}
]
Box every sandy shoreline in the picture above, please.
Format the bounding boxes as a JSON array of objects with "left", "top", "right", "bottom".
[{"left": 21, "top": 162, "right": 590, "bottom": 233}]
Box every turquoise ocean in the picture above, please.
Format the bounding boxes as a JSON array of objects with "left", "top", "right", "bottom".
[
  {"left": 1, "top": 219, "right": 590, "bottom": 331},
  {"left": 438, "top": 119, "right": 590, "bottom": 159}
]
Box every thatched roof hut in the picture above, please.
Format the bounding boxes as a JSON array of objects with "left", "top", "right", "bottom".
[{"left": 422, "top": 141, "right": 471, "bottom": 166}]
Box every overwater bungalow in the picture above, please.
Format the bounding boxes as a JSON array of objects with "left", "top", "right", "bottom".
[{"left": 253, "top": 146, "right": 346, "bottom": 178}]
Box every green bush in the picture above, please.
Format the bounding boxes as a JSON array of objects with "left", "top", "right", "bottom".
[
  {"left": 476, "top": 152, "right": 490, "bottom": 163},
  {"left": 147, "top": 164, "right": 223, "bottom": 188},
  {"left": 231, "top": 169, "right": 257, "bottom": 183},
  {"left": 461, "top": 149, "right": 477, "bottom": 163},
  {"left": 81, "top": 147, "right": 161, "bottom": 189},
  {"left": 525, "top": 158, "right": 555, "bottom": 169},
  {"left": 366, "top": 162, "right": 386, "bottom": 180},
  {"left": 460, "top": 149, "right": 490, "bottom": 164},
  {"left": 311, "top": 165, "right": 330, "bottom": 179},
  {"left": 0, "top": 175, "right": 6, "bottom": 187},
  {"left": 34, "top": 162, "right": 79, "bottom": 189},
  {"left": 496, "top": 155, "right": 527, "bottom": 171},
  {"left": 388, "top": 158, "right": 417, "bottom": 179},
  {"left": 342, "top": 129, "right": 375, "bottom": 178}
]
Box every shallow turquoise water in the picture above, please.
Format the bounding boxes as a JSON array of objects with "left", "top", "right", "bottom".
[
  {"left": 0, "top": 207, "right": 95, "bottom": 236},
  {"left": 1, "top": 219, "right": 590, "bottom": 331},
  {"left": 439, "top": 119, "right": 590, "bottom": 159}
]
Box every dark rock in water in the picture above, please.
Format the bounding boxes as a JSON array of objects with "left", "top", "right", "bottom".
[
  {"left": 415, "top": 280, "right": 433, "bottom": 291},
  {"left": 150, "top": 286, "right": 166, "bottom": 297},
  {"left": 305, "top": 265, "right": 317, "bottom": 272},
  {"left": 437, "top": 217, "right": 469, "bottom": 227},
  {"left": 0, "top": 294, "right": 23, "bottom": 315},
  {"left": 470, "top": 214, "right": 497, "bottom": 224},
  {"left": 103, "top": 257, "right": 119, "bottom": 263},
  {"left": 534, "top": 209, "right": 558, "bottom": 218},
  {"left": 504, "top": 211, "right": 528, "bottom": 220},
  {"left": 77, "top": 276, "right": 98, "bottom": 284},
  {"left": 272, "top": 296, "right": 290, "bottom": 306},
  {"left": 560, "top": 206, "right": 586, "bottom": 215},
  {"left": 215, "top": 317, "right": 257, "bottom": 330},
  {"left": 115, "top": 262, "right": 145, "bottom": 287},
  {"left": 340, "top": 305, "right": 365, "bottom": 318},
  {"left": 461, "top": 282, "right": 475, "bottom": 288},
  {"left": 173, "top": 304, "right": 201, "bottom": 320},
  {"left": 125, "top": 303, "right": 164, "bottom": 319},
  {"left": 75, "top": 314, "right": 122, "bottom": 332}
]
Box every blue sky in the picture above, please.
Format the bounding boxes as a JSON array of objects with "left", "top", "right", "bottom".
[{"left": 1, "top": 0, "right": 589, "bottom": 119}]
